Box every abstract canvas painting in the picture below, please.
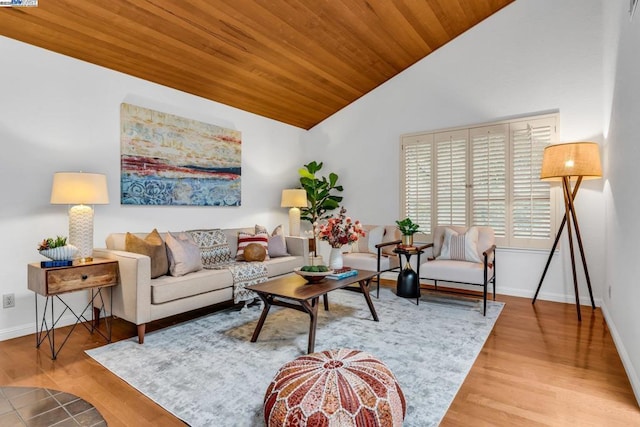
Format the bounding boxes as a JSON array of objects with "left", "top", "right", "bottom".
[{"left": 120, "top": 103, "right": 241, "bottom": 206}]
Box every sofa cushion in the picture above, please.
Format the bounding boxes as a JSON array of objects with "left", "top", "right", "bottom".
[
  {"left": 165, "top": 232, "right": 203, "bottom": 277},
  {"left": 236, "top": 232, "right": 270, "bottom": 260},
  {"left": 265, "top": 256, "right": 303, "bottom": 278},
  {"left": 187, "top": 229, "right": 232, "bottom": 268},
  {"left": 151, "top": 268, "right": 233, "bottom": 304},
  {"left": 125, "top": 229, "right": 168, "bottom": 279}
]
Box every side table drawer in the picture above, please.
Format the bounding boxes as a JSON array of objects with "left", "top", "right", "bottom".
[{"left": 28, "top": 260, "right": 118, "bottom": 296}]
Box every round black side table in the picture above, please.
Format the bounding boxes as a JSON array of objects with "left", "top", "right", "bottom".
[{"left": 394, "top": 247, "right": 423, "bottom": 305}]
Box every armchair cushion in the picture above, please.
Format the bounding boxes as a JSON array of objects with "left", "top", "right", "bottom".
[
  {"left": 421, "top": 259, "right": 493, "bottom": 285},
  {"left": 438, "top": 227, "right": 481, "bottom": 263},
  {"left": 366, "top": 226, "right": 385, "bottom": 253},
  {"left": 342, "top": 252, "right": 399, "bottom": 272},
  {"left": 432, "top": 225, "right": 495, "bottom": 261}
]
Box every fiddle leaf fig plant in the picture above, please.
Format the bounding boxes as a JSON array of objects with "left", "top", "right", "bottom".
[
  {"left": 298, "top": 161, "right": 343, "bottom": 225},
  {"left": 395, "top": 217, "right": 420, "bottom": 236}
]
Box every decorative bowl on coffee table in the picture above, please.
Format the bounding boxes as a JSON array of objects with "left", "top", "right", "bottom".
[{"left": 294, "top": 268, "right": 334, "bottom": 283}]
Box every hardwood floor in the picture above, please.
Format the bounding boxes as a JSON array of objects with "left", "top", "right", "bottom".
[{"left": 0, "top": 291, "right": 638, "bottom": 426}]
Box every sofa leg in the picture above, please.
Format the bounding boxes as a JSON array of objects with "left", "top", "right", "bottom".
[{"left": 137, "top": 324, "right": 146, "bottom": 344}]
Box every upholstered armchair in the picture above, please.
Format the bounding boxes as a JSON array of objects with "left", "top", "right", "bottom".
[
  {"left": 342, "top": 225, "right": 401, "bottom": 297},
  {"left": 418, "top": 225, "right": 496, "bottom": 315}
]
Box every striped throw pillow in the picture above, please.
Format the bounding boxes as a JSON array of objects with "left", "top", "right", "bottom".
[{"left": 437, "top": 227, "right": 481, "bottom": 263}]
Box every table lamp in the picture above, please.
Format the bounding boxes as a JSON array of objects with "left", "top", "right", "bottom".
[
  {"left": 280, "top": 189, "right": 307, "bottom": 236},
  {"left": 532, "top": 142, "right": 602, "bottom": 320},
  {"left": 50, "top": 172, "right": 109, "bottom": 263}
]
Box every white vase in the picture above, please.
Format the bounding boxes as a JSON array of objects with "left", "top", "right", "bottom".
[{"left": 329, "top": 247, "right": 343, "bottom": 270}]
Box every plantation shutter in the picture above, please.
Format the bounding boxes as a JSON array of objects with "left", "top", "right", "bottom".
[
  {"left": 511, "top": 118, "right": 555, "bottom": 246},
  {"left": 470, "top": 124, "right": 508, "bottom": 238},
  {"left": 435, "top": 130, "right": 467, "bottom": 226},
  {"left": 401, "top": 134, "right": 433, "bottom": 234},
  {"left": 400, "top": 113, "right": 558, "bottom": 249}
]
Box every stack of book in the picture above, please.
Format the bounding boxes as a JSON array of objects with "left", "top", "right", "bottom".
[{"left": 327, "top": 267, "right": 358, "bottom": 280}]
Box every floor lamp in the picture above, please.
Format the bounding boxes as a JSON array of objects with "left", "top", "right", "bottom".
[{"left": 532, "top": 142, "right": 602, "bottom": 320}]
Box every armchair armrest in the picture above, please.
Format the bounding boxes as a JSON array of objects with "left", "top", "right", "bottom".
[
  {"left": 415, "top": 243, "right": 433, "bottom": 251},
  {"left": 375, "top": 240, "right": 402, "bottom": 249},
  {"left": 483, "top": 244, "right": 497, "bottom": 268}
]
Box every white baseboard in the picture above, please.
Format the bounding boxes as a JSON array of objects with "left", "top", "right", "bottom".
[
  {"left": 0, "top": 308, "right": 107, "bottom": 342},
  {"left": 600, "top": 303, "right": 640, "bottom": 406},
  {"left": 498, "top": 285, "right": 603, "bottom": 307}
]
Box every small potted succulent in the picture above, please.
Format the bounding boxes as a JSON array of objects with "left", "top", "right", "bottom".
[
  {"left": 38, "top": 236, "right": 78, "bottom": 261},
  {"left": 395, "top": 217, "right": 420, "bottom": 247}
]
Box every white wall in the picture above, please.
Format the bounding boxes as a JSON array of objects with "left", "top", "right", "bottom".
[
  {"left": 304, "top": 0, "right": 606, "bottom": 305},
  {"left": 602, "top": 0, "right": 640, "bottom": 404},
  {"left": 0, "top": 36, "right": 305, "bottom": 340}
]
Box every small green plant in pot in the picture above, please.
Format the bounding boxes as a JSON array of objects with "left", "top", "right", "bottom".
[{"left": 395, "top": 217, "right": 420, "bottom": 246}]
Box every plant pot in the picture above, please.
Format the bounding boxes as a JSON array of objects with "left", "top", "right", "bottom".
[
  {"left": 401, "top": 235, "right": 414, "bottom": 247},
  {"left": 39, "top": 245, "right": 78, "bottom": 261}
]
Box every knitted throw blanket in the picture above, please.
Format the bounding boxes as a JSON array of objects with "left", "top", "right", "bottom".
[{"left": 215, "top": 261, "right": 268, "bottom": 304}]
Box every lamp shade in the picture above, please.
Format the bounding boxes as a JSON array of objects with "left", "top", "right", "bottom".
[
  {"left": 280, "top": 189, "right": 307, "bottom": 208},
  {"left": 540, "top": 142, "right": 602, "bottom": 181},
  {"left": 50, "top": 172, "right": 109, "bottom": 204}
]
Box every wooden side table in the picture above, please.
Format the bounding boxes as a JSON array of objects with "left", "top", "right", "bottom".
[{"left": 27, "top": 258, "right": 119, "bottom": 359}]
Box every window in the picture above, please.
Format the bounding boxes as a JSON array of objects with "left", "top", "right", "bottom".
[{"left": 400, "top": 114, "right": 558, "bottom": 249}]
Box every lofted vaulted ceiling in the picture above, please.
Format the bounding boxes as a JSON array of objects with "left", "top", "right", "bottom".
[{"left": 0, "top": 0, "right": 513, "bottom": 129}]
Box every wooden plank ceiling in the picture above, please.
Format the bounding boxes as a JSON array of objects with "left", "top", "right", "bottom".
[{"left": 0, "top": 0, "right": 513, "bottom": 129}]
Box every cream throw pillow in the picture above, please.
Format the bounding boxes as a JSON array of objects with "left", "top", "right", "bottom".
[
  {"left": 165, "top": 232, "right": 203, "bottom": 276},
  {"left": 438, "top": 227, "right": 481, "bottom": 263},
  {"left": 366, "top": 226, "right": 385, "bottom": 254}
]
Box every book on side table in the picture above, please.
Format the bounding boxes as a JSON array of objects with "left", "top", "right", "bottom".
[{"left": 327, "top": 267, "right": 358, "bottom": 280}]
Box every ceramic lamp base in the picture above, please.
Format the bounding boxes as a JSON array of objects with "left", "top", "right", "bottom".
[{"left": 69, "top": 204, "right": 94, "bottom": 261}]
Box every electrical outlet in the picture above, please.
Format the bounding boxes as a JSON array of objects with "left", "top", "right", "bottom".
[{"left": 3, "top": 293, "right": 15, "bottom": 308}]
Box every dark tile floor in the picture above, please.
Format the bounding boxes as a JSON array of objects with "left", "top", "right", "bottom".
[{"left": 0, "top": 387, "right": 106, "bottom": 427}]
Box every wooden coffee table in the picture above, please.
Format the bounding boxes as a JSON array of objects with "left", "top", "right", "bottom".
[{"left": 246, "top": 270, "right": 379, "bottom": 354}]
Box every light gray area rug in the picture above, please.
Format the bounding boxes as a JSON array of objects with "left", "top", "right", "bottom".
[{"left": 87, "top": 287, "right": 503, "bottom": 426}]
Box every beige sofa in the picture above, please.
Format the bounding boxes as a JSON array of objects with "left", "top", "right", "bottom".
[{"left": 93, "top": 228, "right": 308, "bottom": 343}]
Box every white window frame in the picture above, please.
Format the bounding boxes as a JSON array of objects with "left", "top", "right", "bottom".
[{"left": 400, "top": 113, "right": 559, "bottom": 249}]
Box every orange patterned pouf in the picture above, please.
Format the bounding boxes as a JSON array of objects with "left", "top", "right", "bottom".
[{"left": 264, "top": 348, "right": 406, "bottom": 427}]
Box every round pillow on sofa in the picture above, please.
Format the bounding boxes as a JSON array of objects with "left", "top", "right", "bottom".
[
  {"left": 264, "top": 348, "right": 406, "bottom": 427},
  {"left": 243, "top": 243, "right": 267, "bottom": 262}
]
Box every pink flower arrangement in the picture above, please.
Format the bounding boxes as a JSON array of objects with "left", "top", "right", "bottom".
[{"left": 316, "top": 207, "right": 365, "bottom": 248}]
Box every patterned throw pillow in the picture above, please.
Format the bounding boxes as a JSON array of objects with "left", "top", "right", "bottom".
[
  {"left": 236, "top": 232, "right": 270, "bottom": 261},
  {"left": 437, "top": 227, "right": 481, "bottom": 263},
  {"left": 187, "top": 229, "right": 232, "bottom": 268}
]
